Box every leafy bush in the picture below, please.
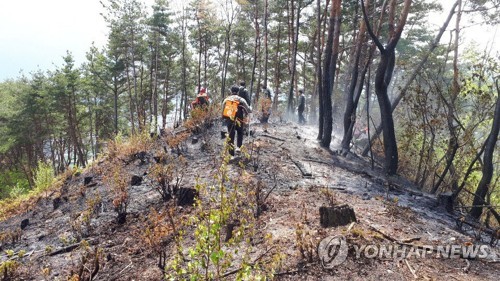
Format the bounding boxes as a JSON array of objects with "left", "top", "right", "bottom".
[
  {"left": 33, "top": 161, "right": 55, "bottom": 193},
  {"left": 0, "top": 170, "right": 30, "bottom": 200},
  {"left": 0, "top": 260, "right": 20, "bottom": 280},
  {"left": 166, "top": 145, "right": 283, "bottom": 279},
  {"left": 8, "top": 183, "right": 29, "bottom": 199}
]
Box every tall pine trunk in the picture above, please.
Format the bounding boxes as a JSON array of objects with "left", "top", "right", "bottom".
[
  {"left": 362, "top": 1, "right": 459, "bottom": 156},
  {"left": 341, "top": 0, "right": 369, "bottom": 155},
  {"left": 316, "top": 0, "right": 325, "bottom": 140},
  {"left": 320, "top": 0, "right": 341, "bottom": 148},
  {"left": 361, "top": 0, "right": 412, "bottom": 175},
  {"left": 470, "top": 81, "right": 500, "bottom": 219}
]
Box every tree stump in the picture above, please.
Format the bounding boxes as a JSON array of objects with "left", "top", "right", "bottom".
[
  {"left": 176, "top": 188, "right": 198, "bottom": 206},
  {"left": 131, "top": 175, "right": 143, "bottom": 186},
  {"left": 438, "top": 192, "right": 454, "bottom": 213},
  {"left": 21, "top": 219, "right": 29, "bottom": 230},
  {"left": 224, "top": 220, "right": 240, "bottom": 242},
  {"left": 134, "top": 151, "right": 147, "bottom": 161},
  {"left": 116, "top": 213, "right": 127, "bottom": 225},
  {"left": 84, "top": 176, "right": 93, "bottom": 186},
  {"left": 153, "top": 155, "right": 168, "bottom": 164},
  {"left": 53, "top": 197, "right": 62, "bottom": 210},
  {"left": 319, "top": 205, "right": 357, "bottom": 227}
]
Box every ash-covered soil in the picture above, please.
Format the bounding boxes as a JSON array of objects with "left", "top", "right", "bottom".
[{"left": 1, "top": 118, "right": 498, "bottom": 280}]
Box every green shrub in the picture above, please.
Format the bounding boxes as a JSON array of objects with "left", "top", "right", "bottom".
[
  {"left": 34, "top": 161, "right": 54, "bottom": 193},
  {"left": 0, "top": 170, "right": 30, "bottom": 200},
  {"left": 8, "top": 182, "right": 29, "bottom": 199}
]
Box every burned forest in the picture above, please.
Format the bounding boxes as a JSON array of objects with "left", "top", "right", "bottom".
[{"left": 0, "top": 0, "right": 499, "bottom": 280}]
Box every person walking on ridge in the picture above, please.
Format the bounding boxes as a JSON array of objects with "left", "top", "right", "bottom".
[
  {"left": 222, "top": 85, "right": 252, "bottom": 157},
  {"left": 297, "top": 89, "right": 306, "bottom": 124}
]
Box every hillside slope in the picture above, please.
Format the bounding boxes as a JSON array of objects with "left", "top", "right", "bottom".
[{"left": 0, "top": 119, "right": 498, "bottom": 280}]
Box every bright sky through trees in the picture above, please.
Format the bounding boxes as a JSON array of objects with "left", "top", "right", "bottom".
[
  {"left": 0, "top": 0, "right": 497, "bottom": 81},
  {"left": 0, "top": 0, "right": 109, "bottom": 80}
]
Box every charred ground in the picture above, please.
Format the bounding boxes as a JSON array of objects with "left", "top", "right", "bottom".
[{"left": 0, "top": 117, "right": 498, "bottom": 280}]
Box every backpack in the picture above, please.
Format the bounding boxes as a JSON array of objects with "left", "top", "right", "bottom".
[
  {"left": 222, "top": 99, "right": 240, "bottom": 119},
  {"left": 238, "top": 87, "right": 251, "bottom": 105},
  {"left": 197, "top": 96, "right": 208, "bottom": 106}
]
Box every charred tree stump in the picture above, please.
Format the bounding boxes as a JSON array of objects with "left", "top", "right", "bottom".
[
  {"left": 116, "top": 213, "right": 127, "bottom": 225},
  {"left": 224, "top": 220, "right": 240, "bottom": 242},
  {"left": 438, "top": 192, "right": 454, "bottom": 213},
  {"left": 20, "top": 219, "right": 30, "bottom": 230},
  {"left": 176, "top": 188, "right": 198, "bottom": 206},
  {"left": 84, "top": 176, "right": 93, "bottom": 186},
  {"left": 53, "top": 197, "right": 62, "bottom": 210},
  {"left": 319, "top": 205, "right": 357, "bottom": 227},
  {"left": 131, "top": 175, "right": 143, "bottom": 186}
]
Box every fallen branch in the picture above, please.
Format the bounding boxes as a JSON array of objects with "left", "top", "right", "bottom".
[
  {"left": 118, "top": 261, "right": 133, "bottom": 275},
  {"left": 303, "top": 158, "right": 334, "bottom": 166},
  {"left": 261, "top": 134, "right": 285, "bottom": 142},
  {"left": 221, "top": 246, "right": 275, "bottom": 278},
  {"left": 47, "top": 238, "right": 95, "bottom": 257},
  {"left": 401, "top": 237, "right": 421, "bottom": 243},
  {"left": 367, "top": 224, "right": 397, "bottom": 242},
  {"left": 0, "top": 250, "right": 35, "bottom": 261},
  {"left": 48, "top": 243, "right": 81, "bottom": 256},
  {"left": 405, "top": 259, "right": 418, "bottom": 279},
  {"left": 292, "top": 160, "right": 312, "bottom": 178}
]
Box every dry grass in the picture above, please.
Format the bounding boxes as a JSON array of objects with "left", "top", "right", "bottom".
[
  {"left": 183, "top": 104, "right": 220, "bottom": 133},
  {"left": 106, "top": 132, "right": 155, "bottom": 162}
]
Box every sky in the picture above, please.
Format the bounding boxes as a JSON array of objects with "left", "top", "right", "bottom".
[
  {"left": 0, "top": 0, "right": 110, "bottom": 80},
  {"left": 0, "top": 0, "right": 498, "bottom": 81}
]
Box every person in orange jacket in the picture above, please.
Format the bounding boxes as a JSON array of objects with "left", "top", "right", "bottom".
[{"left": 191, "top": 87, "right": 210, "bottom": 109}]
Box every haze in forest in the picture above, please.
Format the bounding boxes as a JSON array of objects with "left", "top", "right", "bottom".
[{"left": 0, "top": 0, "right": 499, "bottom": 279}]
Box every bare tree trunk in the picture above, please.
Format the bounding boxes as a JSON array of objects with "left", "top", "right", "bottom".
[
  {"left": 162, "top": 65, "right": 171, "bottom": 129},
  {"left": 181, "top": 8, "right": 188, "bottom": 121},
  {"left": 249, "top": 1, "right": 260, "bottom": 105},
  {"left": 221, "top": 30, "right": 231, "bottom": 98},
  {"left": 340, "top": 0, "right": 369, "bottom": 155},
  {"left": 196, "top": 13, "right": 202, "bottom": 94},
  {"left": 470, "top": 81, "right": 500, "bottom": 219},
  {"left": 286, "top": 0, "right": 294, "bottom": 76},
  {"left": 320, "top": 0, "right": 341, "bottom": 148},
  {"left": 316, "top": 0, "right": 324, "bottom": 140},
  {"left": 287, "top": 0, "right": 302, "bottom": 114},
  {"left": 362, "top": 0, "right": 459, "bottom": 156},
  {"left": 125, "top": 63, "right": 136, "bottom": 134},
  {"left": 204, "top": 42, "right": 208, "bottom": 87},
  {"left": 361, "top": 0, "right": 411, "bottom": 175},
  {"left": 432, "top": 0, "right": 462, "bottom": 194},
  {"left": 273, "top": 22, "right": 283, "bottom": 111},
  {"left": 263, "top": 0, "right": 269, "bottom": 87}
]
